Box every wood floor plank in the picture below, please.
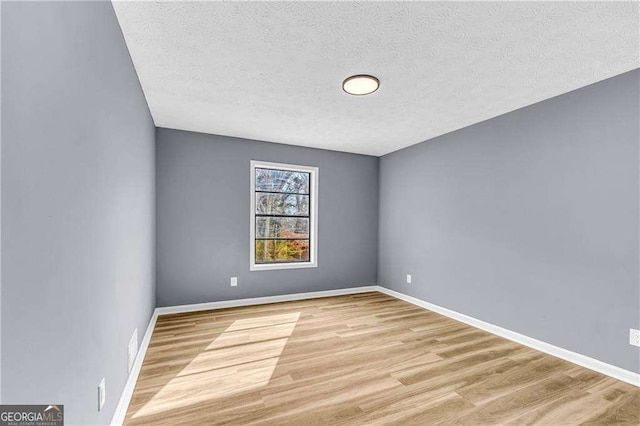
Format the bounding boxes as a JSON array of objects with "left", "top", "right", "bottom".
[{"left": 124, "top": 292, "right": 640, "bottom": 425}]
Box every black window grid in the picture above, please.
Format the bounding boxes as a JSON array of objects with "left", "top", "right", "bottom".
[{"left": 254, "top": 169, "right": 312, "bottom": 264}]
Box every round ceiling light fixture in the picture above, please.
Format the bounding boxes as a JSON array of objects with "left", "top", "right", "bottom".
[{"left": 342, "top": 74, "right": 379, "bottom": 96}]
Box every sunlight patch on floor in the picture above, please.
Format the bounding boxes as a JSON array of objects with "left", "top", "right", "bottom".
[{"left": 133, "top": 311, "right": 301, "bottom": 418}]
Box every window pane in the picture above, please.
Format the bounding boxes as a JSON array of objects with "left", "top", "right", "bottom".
[
  {"left": 256, "top": 168, "right": 309, "bottom": 194},
  {"left": 256, "top": 217, "right": 309, "bottom": 239},
  {"left": 256, "top": 193, "right": 309, "bottom": 216},
  {"left": 255, "top": 240, "right": 310, "bottom": 263}
]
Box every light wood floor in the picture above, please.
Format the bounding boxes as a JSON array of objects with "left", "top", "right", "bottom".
[{"left": 125, "top": 292, "right": 639, "bottom": 425}]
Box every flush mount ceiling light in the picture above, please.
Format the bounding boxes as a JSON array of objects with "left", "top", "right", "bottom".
[{"left": 342, "top": 75, "right": 379, "bottom": 96}]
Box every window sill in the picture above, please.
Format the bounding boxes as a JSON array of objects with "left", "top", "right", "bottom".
[{"left": 250, "top": 262, "right": 317, "bottom": 271}]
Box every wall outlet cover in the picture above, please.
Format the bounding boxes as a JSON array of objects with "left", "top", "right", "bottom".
[
  {"left": 98, "top": 378, "right": 106, "bottom": 412},
  {"left": 406, "top": 274, "right": 412, "bottom": 284},
  {"left": 128, "top": 329, "right": 138, "bottom": 373},
  {"left": 230, "top": 277, "right": 238, "bottom": 287},
  {"left": 630, "top": 329, "right": 640, "bottom": 347}
]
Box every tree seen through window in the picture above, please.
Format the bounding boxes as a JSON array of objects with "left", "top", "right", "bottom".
[{"left": 254, "top": 168, "right": 311, "bottom": 263}]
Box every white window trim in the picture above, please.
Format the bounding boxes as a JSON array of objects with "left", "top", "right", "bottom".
[{"left": 250, "top": 160, "right": 319, "bottom": 271}]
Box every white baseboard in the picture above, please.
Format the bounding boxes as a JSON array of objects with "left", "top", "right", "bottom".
[
  {"left": 155, "top": 286, "right": 379, "bottom": 316},
  {"left": 110, "top": 286, "right": 378, "bottom": 425},
  {"left": 111, "top": 310, "right": 158, "bottom": 426},
  {"left": 376, "top": 286, "right": 640, "bottom": 387}
]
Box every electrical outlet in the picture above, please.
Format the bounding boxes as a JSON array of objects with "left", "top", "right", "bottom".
[
  {"left": 128, "top": 329, "right": 138, "bottom": 373},
  {"left": 406, "top": 274, "right": 412, "bottom": 284},
  {"left": 98, "top": 378, "right": 106, "bottom": 412},
  {"left": 630, "top": 329, "right": 640, "bottom": 347},
  {"left": 230, "top": 277, "right": 238, "bottom": 287}
]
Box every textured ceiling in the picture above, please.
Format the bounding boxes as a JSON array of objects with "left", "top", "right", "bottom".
[{"left": 113, "top": 1, "right": 639, "bottom": 156}]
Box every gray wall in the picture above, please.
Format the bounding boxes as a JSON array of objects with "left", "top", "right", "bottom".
[
  {"left": 2, "top": 2, "right": 155, "bottom": 424},
  {"left": 156, "top": 128, "right": 378, "bottom": 307},
  {"left": 379, "top": 69, "right": 640, "bottom": 373}
]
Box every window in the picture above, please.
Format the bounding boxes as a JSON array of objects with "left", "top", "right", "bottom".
[{"left": 250, "top": 161, "right": 318, "bottom": 271}]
